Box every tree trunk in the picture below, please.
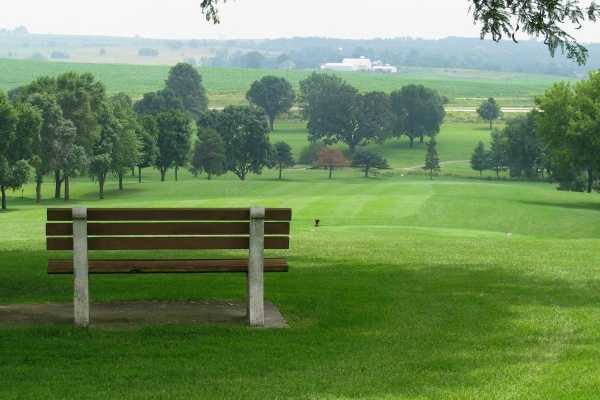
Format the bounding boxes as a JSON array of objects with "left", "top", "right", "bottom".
[
  {"left": 138, "top": 166, "right": 142, "bottom": 183},
  {"left": 131, "top": 167, "right": 135, "bottom": 177},
  {"left": 409, "top": 137, "right": 414, "bottom": 148},
  {"left": 160, "top": 168, "right": 166, "bottom": 182},
  {"left": 496, "top": 167, "right": 500, "bottom": 179},
  {"left": 490, "top": 120, "right": 493, "bottom": 129},
  {"left": 207, "top": 172, "right": 212, "bottom": 180},
  {"left": 430, "top": 169, "right": 433, "bottom": 180},
  {"left": 587, "top": 167, "right": 593, "bottom": 193},
  {"left": 269, "top": 115, "right": 275, "bottom": 131},
  {"left": 54, "top": 170, "right": 62, "bottom": 199},
  {"left": 118, "top": 172, "right": 124, "bottom": 191},
  {"left": 35, "top": 175, "right": 43, "bottom": 203},
  {"left": 1, "top": 186, "right": 6, "bottom": 210},
  {"left": 278, "top": 164, "right": 283, "bottom": 180},
  {"left": 175, "top": 165, "right": 179, "bottom": 181},
  {"left": 64, "top": 176, "right": 70, "bottom": 201},
  {"left": 328, "top": 166, "right": 333, "bottom": 179},
  {"left": 99, "top": 177, "right": 105, "bottom": 200},
  {"left": 419, "top": 135, "right": 424, "bottom": 144},
  {"left": 364, "top": 167, "right": 369, "bottom": 178},
  {"left": 480, "top": 170, "right": 483, "bottom": 177}
]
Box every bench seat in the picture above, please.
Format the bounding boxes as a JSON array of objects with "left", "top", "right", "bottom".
[{"left": 48, "top": 258, "right": 289, "bottom": 274}]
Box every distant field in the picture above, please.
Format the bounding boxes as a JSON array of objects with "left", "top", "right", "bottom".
[{"left": 0, "top": 58, "right": 573, "bottom": 108}]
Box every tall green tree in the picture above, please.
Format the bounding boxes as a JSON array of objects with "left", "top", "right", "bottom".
[
  {"left": 134, "top": 89, "right": 185, "bottom": 116},
  {"left": 0, "top": 158, "right": 30, "bottom": 210},
  {"left": 352, "top": 149, "right": 389, "bottom": 178},
  {"left": 353, "top": 91, "right": 394, "bottom": 147},
  {"left": 198, "top": 106, "right": 272, "bottom": 180},
  {"left": 0, "top": 92, "right": 39, "bottom": 209},
  {"left": 246, "top": 76, "right": 295, "bottom": 131},
  {"left": 154, "top": 110, "right": 193, "bottom": 181},
  {"left": 0, "top": 91, "right": 19, "bottom": 209},
  {"left": 89, "top": 103, "right": 117, "bottom": 199},
  {"left": 272, "top": 141, "right": 295, "bottom": 180},
  {"left": 55, "top": 72, "right": 105, "bottom": 153},
  {"left": 477, "top": 98, "right": 501, "bottom": 129},
  {"left": 109, "top": 94, "right": 140, "bottom": 190},
  {"left": 390, "top": 85, "right": 445, "bottom": 148},
  {"left": 300, "top": 73, "right": 358, "bottom": 146},
  {"left": 12, "top": 103, "right": 42, "bottom": 163},
  {"left": 52, "top": 118, "right": 87, "bottom": 201},
  {"left": 16, "top": 72, "right": 106, "bottom": 199},
  {"left": 136, "top": 116, "right": 159, "bottom": 183},
  {"left": 300, "top": 73, "right": 392, "bottom": 150},
  {"left": 26, "top": 93, "right": 64, "bottom": 202},
  {"left": 424, "top": 137, "right": 441, "bottom": 180},
  {"left": 503, "top": 112, "right": 543, "bottom": 179},
  {"left": 537, "top": 73, "right": 600, "bottom": 193},
  {"left": 471, "top": 141, "right": 489, "bottom": 177},
  {"left": 191, "top": 128, "right": 226, "bottom": 180},
  {"left": 488, "top": 129, "right": 508, "bottom": 178},
  {"left": 165, "top": 63, "right": 209, "bottom": 119}
]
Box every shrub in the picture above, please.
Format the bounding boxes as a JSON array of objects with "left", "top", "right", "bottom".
[{"left": 298, "top": 142, "right": 326, "bottom": 165}]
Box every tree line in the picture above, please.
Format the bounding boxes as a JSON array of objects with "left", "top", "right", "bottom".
[
  {"left": 0, "top": 64, "right": 301, "bottom": 209},
  {"left": 470, "top": 71, "right": 600, "bottom": 193},
  {"left": 0, "top": 64, "right": 450, "bottom": 209},
  {"left": 299, "top": 72, "right": 446, "bottom": 150}
]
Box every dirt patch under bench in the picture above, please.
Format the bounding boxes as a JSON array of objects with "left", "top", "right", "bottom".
[{"left": 0, "top": 300, "right": 288, "bottom": 328}]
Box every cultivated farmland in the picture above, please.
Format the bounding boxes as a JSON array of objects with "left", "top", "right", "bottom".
[{"left": 0, "top": 58, "right": 574, "bottom": 108}]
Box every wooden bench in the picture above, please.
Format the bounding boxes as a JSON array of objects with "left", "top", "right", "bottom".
[{"left": 46, "top": 207, "right": 291, "bottom": 327}]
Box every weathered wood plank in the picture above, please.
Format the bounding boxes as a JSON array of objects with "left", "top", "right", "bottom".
[
  {"left": 46, "top": 222, "right": 290, "bottom": 236},
  {"left": 48, "top": 258, "right": 289, "bottom": 274},
  {"left": 47, "top": 236, "right": 289, "bottom": 250},
  {"left": 47, "top": 208, "right": 292, "bottom": 222}
]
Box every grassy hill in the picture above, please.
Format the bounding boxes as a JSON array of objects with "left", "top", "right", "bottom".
[
  {"left": 0, "top": 58, "right": 572, "bottom": 108},
  {"left": 2, "top": 165, "right": 600, "bottom": 398}
]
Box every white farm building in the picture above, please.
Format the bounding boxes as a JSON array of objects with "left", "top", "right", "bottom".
[{"left": 320, "top": 56, "right": 397, "bottom": 73}]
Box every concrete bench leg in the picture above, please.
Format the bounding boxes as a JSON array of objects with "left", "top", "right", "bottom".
[
  {"left": 72, "top": 207, "right": 89, "bottom": 327},
  {"left": 247, "top": 207, "right": 265, "bottom": 326}
]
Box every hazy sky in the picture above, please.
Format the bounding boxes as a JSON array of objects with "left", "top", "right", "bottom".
[{"left": 2, "top": 0, "right": 600, "bottom": 42}]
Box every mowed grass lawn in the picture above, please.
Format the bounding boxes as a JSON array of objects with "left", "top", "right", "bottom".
[
  {"left": 2, "top": 156, "right": 600, "bottom": 399},
  {"left": 275, "top": 119, "right": 496, "bottom": 174}
]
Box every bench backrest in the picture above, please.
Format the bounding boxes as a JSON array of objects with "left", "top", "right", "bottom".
[{"left": 46, "top": 208, "right": 291, "bottom": 251}]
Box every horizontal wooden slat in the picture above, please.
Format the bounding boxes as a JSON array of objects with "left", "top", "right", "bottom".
[
  {"left": 47, "top": 208, "right": 291, "bottom": 222},
  {"left": 48, "top": 258, "right": 288, "bottom": 274},
  {"left": 47, "top": 236, "right": 289, "bottom": 251},
  {"left": 46, "top": 222, "right": 289, "bottom": 237}
]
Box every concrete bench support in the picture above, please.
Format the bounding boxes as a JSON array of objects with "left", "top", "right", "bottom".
[
  {"left": 72, "top": 207, "right": 90, "bottom": 327},
  {"left": 247, "top": 207, "right": 265, "bottom": 326}
]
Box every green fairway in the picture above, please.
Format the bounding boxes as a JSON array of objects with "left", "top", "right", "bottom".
[
  {"left": 273, "top": 119, "right": 495, "bottom": 176},
  {"left": 2, "top": 159, "right": 600, "bottom": 399},
  {"left": 0, "top": 58, "right": 573, "bottom": 108}
]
